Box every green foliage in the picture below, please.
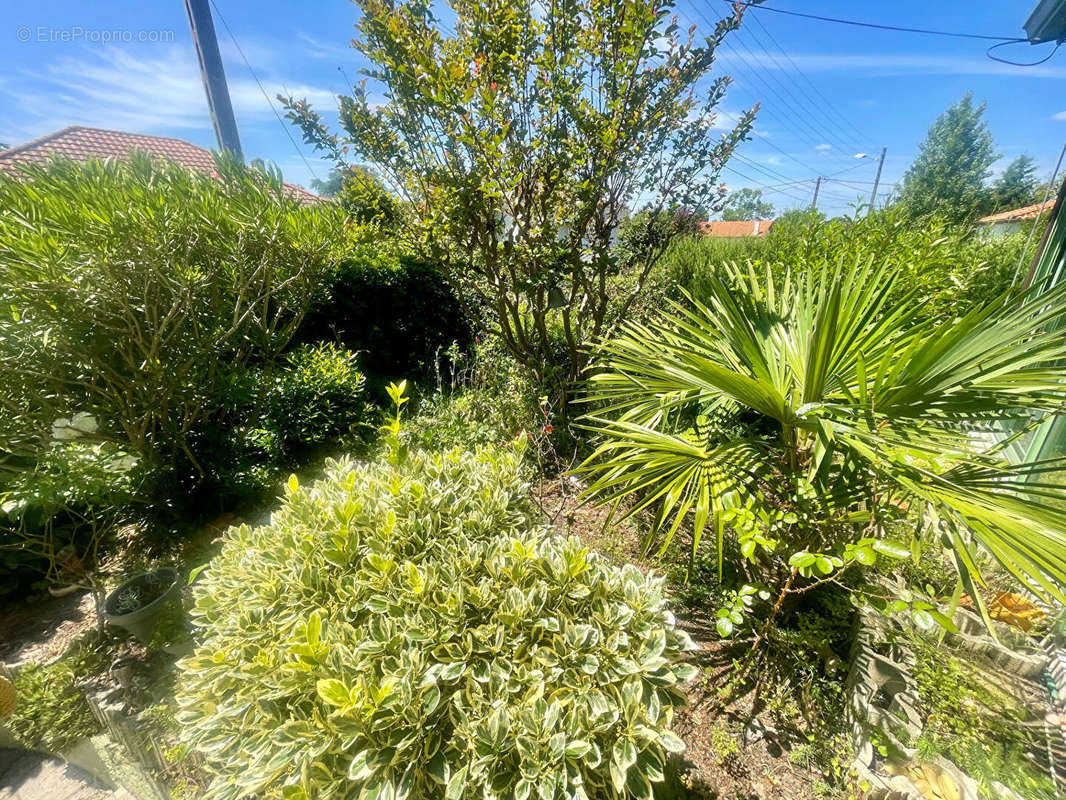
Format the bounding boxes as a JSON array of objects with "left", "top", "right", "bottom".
[
  {"left": 720, "top": 188, "right": 774, "bottom": 222},
  {"left": 0, "top": 153, "right": 344, "bottom": 469},
  {"left": 404, "top": 338, "right": 542, "bottom": 454},
  {"left": 264, "top": 343, "right": 368, "bottom": 454},
  {"left": 657, "top": 206, "right": 1024, "bottom": 323},
  {"left": 898, "top": 94, "right": 998, "bottom": 222},
  {"left": 579, "top": 259, "right": 1066, "bottom": 638},
  {"left": 7, "top": 630, "right": 116, "bottom": 752},
  {"left": 296, "top": 243, "right": 472, "bottom": 381},
  {"left": 310, "top": 170, "right": 345, "bottom": 197},
  {"left": 311, "top": 166, "right": 401, "bottom": 226},
  {"left": 338, "top": 166, "right": 402, "bottom": 228},
  {"left": 281, "top": 0, "right": 756, "bottom": 411},
  {"left": 0, "top": 441, "right": 143, "bottom": 594},
  {"left": 909, "top": 637, "right": 1058, "bottom": 800},
  {"left": 177, "top": 439, "right": 696, "bottom": 800},
  {"left": 187, "top": 344, "right": 371, "bottom": 508},
  {"left": 990, "top": 154, "right": 1038, "bottom": 212}
]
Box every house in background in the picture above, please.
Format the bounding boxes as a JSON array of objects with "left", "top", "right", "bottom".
[
  {"left": 698, "top": 219, "right": 774, "bottom": 239},
  {"left": 977, "top": 201, "right": 1057, "bottom": 237},
  {"left": 0, "top": 126, "right": 324, "bottom": 205}
]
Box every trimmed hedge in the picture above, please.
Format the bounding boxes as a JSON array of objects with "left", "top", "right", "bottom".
[{"left": 297, "top": 249, "right": 472, "bottom": 381}]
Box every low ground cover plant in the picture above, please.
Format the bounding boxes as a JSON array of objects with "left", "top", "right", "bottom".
[
  {"left": 177, "top": 402, "right": 697, "bottom": 800},
  {"left": 908, "top": 635, "right": 1058, "bottom": 800},
  {"left": 6, "top": 629, "right": 118, "bottom": 752}
]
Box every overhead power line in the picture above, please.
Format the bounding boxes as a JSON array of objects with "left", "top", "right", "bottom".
[
  {"left": 728, "top": 2, "right": 1026, "bottom": 43},
  {"left": 727, "top": 8, "right": 869, "bottom": 157},
  {"left": 733, "top": 152, "right": 806, "bottom": 185},
  {"left": 718, "top": 32, "right": 855, "bottom": 159},
  {"left": 721, "top": 165, "right": 814, "bottom": 204},
  {"left": 209, "top": 0, "right": 321, "bottom": 181},
  {"left": 742, "top": 10, "right": 873, "bottom": 153}
]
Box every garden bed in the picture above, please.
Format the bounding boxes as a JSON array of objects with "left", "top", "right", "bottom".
[{"left": 535, "top": 478, "right": 853, "bottom": 799}]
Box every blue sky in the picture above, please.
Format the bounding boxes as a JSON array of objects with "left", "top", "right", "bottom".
[{"left": 2, "top": 1, "right": 1063, "bottom": 217}]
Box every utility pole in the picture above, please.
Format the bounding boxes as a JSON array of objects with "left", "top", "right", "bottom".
[
  {"left": 868, "top": 146, "right": 887, "bottom": 215},
  {"left": 184, "top": 0, "right": 243, "bottom": 159},
  {"left": 811, "top": 176, "right": 822, "bottom": 211}
]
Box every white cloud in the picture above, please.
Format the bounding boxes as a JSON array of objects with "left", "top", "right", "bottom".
[
  {"left": 815, "top": 143, "right": 831, "bottom": 151},
  {"left": 0, "top": 45, "right": 338, "bottom": 146},
  {"left": 1053, "top": 111, "right": 1066, "bottom": 121},
  {"left": 297, "top": 32, "right": 360, "bottom": 62}
]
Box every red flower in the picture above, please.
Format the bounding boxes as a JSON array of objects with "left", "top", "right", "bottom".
[{"left": 544, "top": 425, "right": 554, "bottom": 434}]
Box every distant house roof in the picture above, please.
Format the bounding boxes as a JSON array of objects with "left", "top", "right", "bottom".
[
  {"left": 977, "top": 201, "right": 1056, "bottom": 225},
  {"left": 0, "top": 125, "right": 325, "bottom": 205},
  {"left": 699, "top": 219, "right": 773, "bottom": 238}
]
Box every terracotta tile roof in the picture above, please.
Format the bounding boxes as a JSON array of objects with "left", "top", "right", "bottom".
[
  {"left": 698, "top": 219, "right": 774, "bottom": 238},
  {"left": 977, "top": 201, "right": 1056, "bottom": 225},
  {"left": 0, "top": 125, "right": 326, "bottom": 205}
]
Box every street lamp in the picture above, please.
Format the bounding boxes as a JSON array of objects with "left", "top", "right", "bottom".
[{"left": 855, "top": 148, "right": 887, "bottom": 214}]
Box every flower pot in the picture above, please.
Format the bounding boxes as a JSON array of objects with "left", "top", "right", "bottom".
[{"left": 103, "top": 567, "right": 180, "bottom": 643}]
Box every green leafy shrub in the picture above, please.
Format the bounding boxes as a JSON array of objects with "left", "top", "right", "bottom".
[
  {"left": 177, "top": 442, "right": 696, "bottom": 800},
  {"left": 404, "top": 339, "right": 543, "bottom": 454},
  {"left": 194, "top": 341, "right": 368, "bottom": 507},
  {"left": 0, "top": 153, "right": 343, "bottom": 476},
  {"left": 296, "top": 244, "right": 472, "bottom": 381},
  {"left": 264, "top": 343, "right": 369, "bottom": 454},
  {"left": 183, "top": 344, "right": 369, "bottom": 509},
  {"left": 7, "top": 630, "right": 116, "bottom": 752},
  {"left": 0, "top": 441, "right": 143, "bottom": 597},
  {"left": 657, "top": 206, "right": 1028, "bottom": 322}
]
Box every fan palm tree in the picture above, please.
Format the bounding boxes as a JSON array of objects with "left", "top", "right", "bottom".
[{"left": 578, "top": 260, "right": 1066, "bottom": 630}]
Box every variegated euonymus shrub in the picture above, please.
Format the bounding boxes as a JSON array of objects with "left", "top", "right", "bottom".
[{"left": 176, "top": 441, "right": 697, "bottom": 800}]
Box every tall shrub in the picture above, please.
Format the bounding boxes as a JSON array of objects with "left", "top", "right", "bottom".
[
  {"left": 281, "top": 0, "right": 756, "bottom": 416},
  {"left": 0, "top": 154, "right": 345, "bottom": 473}
]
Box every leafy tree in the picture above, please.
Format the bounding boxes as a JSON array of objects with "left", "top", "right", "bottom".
[
  {"left": 721, "top": 187, "right": 774, "bottom": 221},
  {"left": 580, "top": 260, "right": 1066, "bottom": 642},
  {"left": 899, "top": 93, "right": 998, "bottom": 222},
  {"left": 992, "top": 155, "right": 1038, "bottom": 211},
  {"left": 311, "top": 166, "right": 400, "bottom": 226},
  {"left": 280, "top": 0, "right": 756, "bottom": 418},
  {"left": 310, "top": 169, "right": 344, "bottom": 197}
]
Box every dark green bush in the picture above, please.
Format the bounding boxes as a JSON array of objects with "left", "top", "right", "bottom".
[
  {"left": 177, "top": 442, "right": 697, "bottom": 800},
  {"left": 296, "top": 243, "right": 472, "bottom": 381}
]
